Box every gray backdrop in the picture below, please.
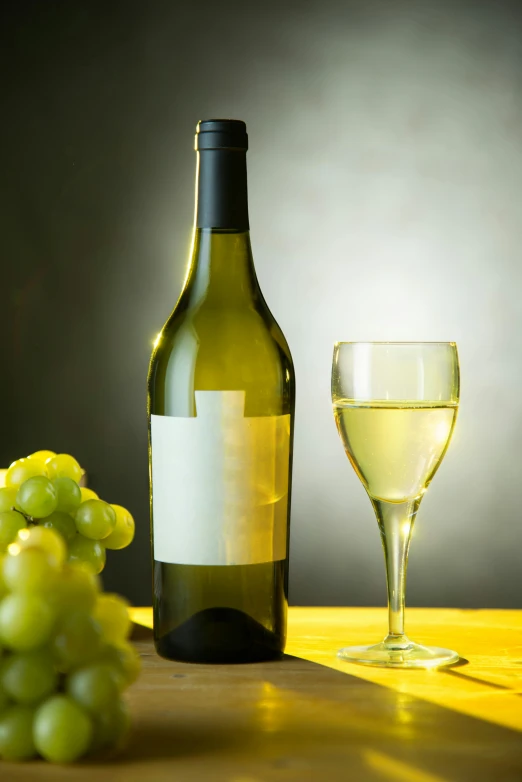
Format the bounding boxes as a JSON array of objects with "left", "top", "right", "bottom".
[{"left": 1, "top": 0, "right": 521, "bottom": 608}]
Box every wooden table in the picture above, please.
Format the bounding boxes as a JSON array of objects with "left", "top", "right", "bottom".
[{"left": 4, "top": 607, "right": 522, "bottom": 781}]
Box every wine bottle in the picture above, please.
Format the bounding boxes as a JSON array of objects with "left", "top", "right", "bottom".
[{"left": 147, "top": 119, "right": 295, "bottom": 663}]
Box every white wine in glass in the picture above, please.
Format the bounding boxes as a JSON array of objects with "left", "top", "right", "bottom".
[{"left": 332, "top": 342, "right": 460, "bottom": 668}]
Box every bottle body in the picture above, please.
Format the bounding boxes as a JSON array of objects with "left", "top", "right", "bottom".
[{"left": 147, "top": 122, "right": 295, "bottom": 663}]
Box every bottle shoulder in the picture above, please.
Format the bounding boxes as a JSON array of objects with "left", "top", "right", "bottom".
[
  {"left": 148, "top": 296, "right": 295, "bottom": 418},
  {"left": 151, "top": 295, "right": 292, "bottom": 370}
]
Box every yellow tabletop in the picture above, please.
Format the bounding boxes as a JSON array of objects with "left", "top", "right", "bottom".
[
  {"left": 6, "top": 607, "right": 520, "bottom": 781},
  {"left": 131, "top": 606, "right": 522, "bottom": 735}
]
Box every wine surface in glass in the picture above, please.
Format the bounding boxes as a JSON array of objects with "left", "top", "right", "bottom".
[{"left": 333, "top": 400, "right": 458, "bottom": 503}]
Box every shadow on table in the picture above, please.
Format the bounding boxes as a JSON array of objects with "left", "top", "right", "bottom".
[{"left": 117, "top": 643, "right": 522, "bottom": 782}]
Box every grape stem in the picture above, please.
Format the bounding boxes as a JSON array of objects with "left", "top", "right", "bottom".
[{"left": 11, "top": 507, "right": 36, "bottom": 525}]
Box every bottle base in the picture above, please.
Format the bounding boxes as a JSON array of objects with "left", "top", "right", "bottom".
[{"left": 154, "top": 606, "right": 285, "bottom": 664}]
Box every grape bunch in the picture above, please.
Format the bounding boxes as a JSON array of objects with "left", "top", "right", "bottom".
[
  {"left": 0, "top": 451, "right": 140, "bottom": 763},
  {"left": 0, "top": 525, "right": 140, "bottom": 762},
  {"left": 0, "top": 450, "right": 135, "bottom": 575}
]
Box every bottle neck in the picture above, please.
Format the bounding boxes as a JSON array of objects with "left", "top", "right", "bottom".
[
  {"left": 195, "top": 149, "right": 249, "bottom": 231},
  {"left": 185, "top": 148, "right": 257, "bottom": 306},
  {"left": 185, "top": 229, "right": 259, "bottom": 306}
]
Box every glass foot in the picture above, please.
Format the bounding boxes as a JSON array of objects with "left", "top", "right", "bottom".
[{"left": 337, "top": 638, "right": 459, "bottom": 669}]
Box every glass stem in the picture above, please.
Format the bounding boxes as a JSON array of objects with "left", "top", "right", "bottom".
[{"left": 371, "top": 497, "right": 421, "bottom": 648}]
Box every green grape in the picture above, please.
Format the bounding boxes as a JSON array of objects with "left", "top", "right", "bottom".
[
  {"left": 75, "top": 500, "right": 116, "bottom": 540},
  {"left": 45, "top": 564, "right": 99, "bottom": 615},
  {"left": 68, "top": 535, "right": 106, "bottom": 574},
  {"left": 2, "top": 649, "right": 57, "bottom": 705},
  {"left": 67, "top": 663, "right": 120, "bottom": 714},
  {"left": 41, "top": 511, "right": 77, "bottom": 544},
  {"left": 80, "top": 487, "right": 98, "bottom": 503},
  {"left": 0, "top": 511, "right": 26, "bottom": 552},
  {"left": 53, "top": 612, "right": 103, "bottom": 670},
  {"left": 101, "top": 641, "right": 141, "bottom": 687},
  {"left": 93, "top": 594, "right": 131, "bottom": 644},
  {"left": 0, "top": 594, "right": 56, "bottom": 651},
  {"left": 0, "top": 557, "right": 8, "bottom": 600},
  {"left": 90, "top": 697, "right": 130, "bottom": 753},
  {"left": 3, "top": 548, "right": 59, "bottom": 593},
  {"left": 28, "top": 450, "right": 56, "bottom": 462},
  {"left": 16, "top": 476, "right": 57, "bottom": 518},
  {"left": 0, "top": 683, "right": 9, "bottom": 713},
  {"left": 104, "top": 505, "right": 135, "bottom": 550},
  {"left": 45, "top": 454, "right": 83, "bottom": 484},
  {"left": 34, "top": 695, "right": 92, "bottom": 764},
  {"left": 16, "top": 525, "right": 66, "bottom": 567},
  {"left": 0, "top": 705, "right": 36, "bottom": 760},
  {"left": 0, "top": 487, "right": 18, "bottom": 514},
  {"left": 5, "top": 458, "right": 47, "bottom": 488},
  {"left": 52, "top": 477, "right": 81, "bottom": 514}
]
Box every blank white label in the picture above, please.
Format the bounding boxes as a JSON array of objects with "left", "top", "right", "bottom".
[{"left": 151, "top": 391, "right": 290, "bottom": 566}]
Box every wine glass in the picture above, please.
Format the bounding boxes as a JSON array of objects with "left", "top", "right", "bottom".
[{"left": 332, "top": 342, "right": 460, "bottom": 668}]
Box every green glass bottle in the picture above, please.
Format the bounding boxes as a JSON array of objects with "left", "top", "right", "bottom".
[{"left": 147, "top": 120, "right": 295, "bottom": 663}]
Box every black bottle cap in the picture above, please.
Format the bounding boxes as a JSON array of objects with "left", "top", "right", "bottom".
[{"left": 195, "top": 119, "right": 248, "bottom": 151}]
